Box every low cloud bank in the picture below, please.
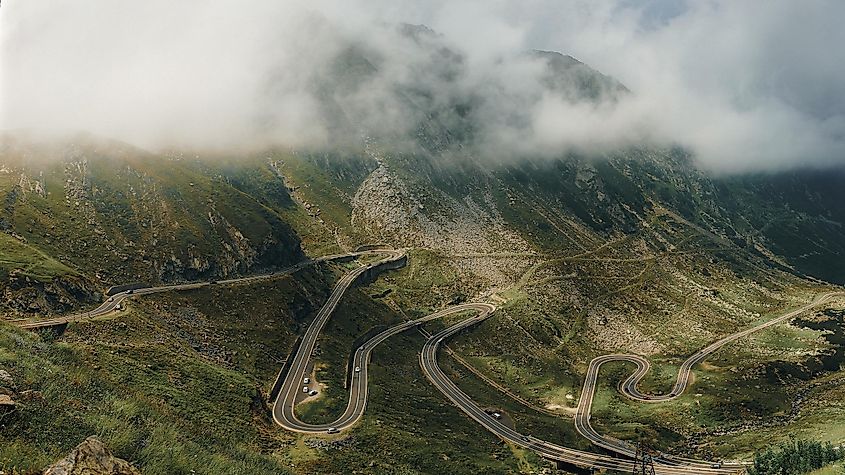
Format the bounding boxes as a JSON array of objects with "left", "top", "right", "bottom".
[{"left": 2, "top": 1, "right": 844, "bottom": 172}]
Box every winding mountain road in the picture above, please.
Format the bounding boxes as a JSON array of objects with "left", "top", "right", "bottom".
[
  {"left": 14, "top": 248, "right": 842, "bottom": 474},
  {"left": 11, "top": 252, "right": 368, "bottom": 330},
  {"left": 272, "top": 302, "right": 492, "bottom": 432},
  {"left": 419, "top": 305, "right": 740, "bottom": 474},
  {"left": 576, "top": 291, "right": 844, "bottom": 463},
  {"left": 267, "top": 252, "right": 739, "bottom": 473},
  {"left": 271, "top": 249, "right": 408, "bottom": 432}
]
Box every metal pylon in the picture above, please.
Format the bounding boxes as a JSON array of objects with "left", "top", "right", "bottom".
[{"left": 632, "top": 442, "right": 656, "bottom": 475}]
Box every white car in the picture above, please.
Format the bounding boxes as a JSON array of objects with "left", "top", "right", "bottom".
[
  {"left": 354, "top": 366, "right": 361, "bottom": 373},
  {"left": 309, "top": 390, "right": 318, "bottom": 396},
  {"left": 326, "top": 427, "right": 338, "bottom": 434},
  {"left": 302, "top": 386, "right": 309, "bottom": 393},
  {"left": 304, "top": 377, "right": 310, "bottom": 384}
]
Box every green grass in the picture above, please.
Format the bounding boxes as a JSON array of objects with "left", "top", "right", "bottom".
[
  {"left": 266, "top": 149, "right": 375, "bottom": 246},
  {"left": 294, "top": 285, "right": 404, "bottom": 424},
  {"left": 305, "top": 321, "right": 535, "bottom": 474},
  {"left": 365, "top": 249, "right": 485, "bottom": 319},
  {"left": 3, "top": 133, "right": 845, "bottom": 472},
  {"left": 0, "top": 262, "right": 542, "bottom": 474},
  {"left": 0, "top": 266, "right": 339, "bottom": 474},
  {"left": 0, "top": 233, "right": 74, "bottom": 281},
  {"left": 808, "top": 461, "right": 845, "bottom": 474},
  {"left": 1, "top": 138, "right": 304, "bottom": 290},
  {"left": 0, "top": 319, "right": 293, "bottom": 474}
]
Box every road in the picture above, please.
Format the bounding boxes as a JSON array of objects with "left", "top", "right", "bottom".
[
  {"left": 272, "top": 302, "right": 490, "bottom": 433},
  {"left": 10, "top": 251, "right": 382, "bottom": 330},
  {"left": 575, "top": 291, "right": 844, "bottom": 465},
  {"left": 271, "top": 249, "right": 408, "bottom": 432},
  {"left": 14, "top": 248, "right": 840, "bottom": 473},
  {"left": 271, "top": 272, "right": 738, "bottom": 473},
  {"left": 419, "top": 305, "right": 741, "bottom": 474}
]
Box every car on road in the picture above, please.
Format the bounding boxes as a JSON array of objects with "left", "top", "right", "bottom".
[
  {"left": 107, "top": 297, "right": 114, "bottom": 302},
  {"left": 126, "top": 290, "right": 134, "bottom": 294},
  {"left": 354, "top": 366, "right": 361, "bottom": 373},
  {"left": 326, "top": 427, "right": 338, "bottom": 434}
]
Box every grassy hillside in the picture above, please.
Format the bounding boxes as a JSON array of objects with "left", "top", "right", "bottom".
[
  {"left": 0, "top": 232, "right": 74, "bottom": 282},
  {"left": 713, "top": 168, "right": 845, "bottom": 285},
  {"left": 0, "top": 133, "right": 310, "bottom": 317},
  {"left": 0, "top": 261, "right": 558, "bottom": 474},
  {"left": 0, "top": 265, "right": 331, "bottom": 474},
  {"left": 358, "top": 212, "right": 842, "bottom": 460}
]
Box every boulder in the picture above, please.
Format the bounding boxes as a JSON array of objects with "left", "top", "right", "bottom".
[
  {"left": 0, "top": 393, "right": 15, "bottom": 409},
  {"left": 43, "top": 436, "right": 140, "bottom": 475},
  {"left": 0, "top": 369, "right": 16, "bottom": 413},
  {"left": 0, "top": 369, "right": 14, "bottom": 387}
]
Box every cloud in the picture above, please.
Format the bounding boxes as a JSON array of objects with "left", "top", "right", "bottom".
[
  {"left": 2, "top": 0, "right": 844, "bottom": 172},
  {"left": 514, "top": 0, "right": 845, "bottom": 171}
]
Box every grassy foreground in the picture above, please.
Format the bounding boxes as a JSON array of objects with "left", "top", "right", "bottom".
[{"left": 0, "top": 261, "right": 558, "bottom": 474}]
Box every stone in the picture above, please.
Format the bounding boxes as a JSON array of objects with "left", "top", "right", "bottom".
[
  {"left": 0, "top": 370, "right": 13, "bottom": 387},
  {"left": 0, "top": 394, "right": 15, "bottom": 408},
  {"left": 42, "top": 436, "right": 140, "bottom": 475}
]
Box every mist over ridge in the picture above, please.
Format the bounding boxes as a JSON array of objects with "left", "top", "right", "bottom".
[{"left": 2, "top": 0, "right": 844, "bottom": 172}]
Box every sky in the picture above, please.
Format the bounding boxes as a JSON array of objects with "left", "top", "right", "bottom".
[{"left": 1, "top": 0, "right": 844, "bottom": 173}]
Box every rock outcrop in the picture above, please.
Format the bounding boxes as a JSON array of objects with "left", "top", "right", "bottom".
[
  {"left": 351, "top": 163, "right": 536, "bottom": 287},
  {"left": 0, "top": 368, "right": 17, "bottom": 414},
  {"left": 43, "top": 436, "right": 140, "bottom": 475},
  {"left": 1, "top": 271, "right": 101, "bottom": 317}
]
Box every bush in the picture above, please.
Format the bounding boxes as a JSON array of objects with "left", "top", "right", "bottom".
[{"left": 748, "top": 437, "right": 844, "bottom": 475}]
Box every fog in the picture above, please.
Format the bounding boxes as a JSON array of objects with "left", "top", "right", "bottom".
[{"left": 2, "top": 0, "right": 844, "bottom": 172}]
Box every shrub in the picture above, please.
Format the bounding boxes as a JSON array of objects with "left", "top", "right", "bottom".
[{"left": 747, "top": 437, "right": 844, "bottom": 475}]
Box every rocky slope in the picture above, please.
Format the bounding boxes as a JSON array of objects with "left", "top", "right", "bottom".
[
  {"left": 306, "top": 28, "right": 845, "bottom": 286},
  {"left": 1, "top": 271, "right": 100, "bottom": 315}
]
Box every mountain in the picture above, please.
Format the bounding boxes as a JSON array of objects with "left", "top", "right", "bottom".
[
  {"left": 713, "top": 168, "right": 845, "bottom": 284},
  {"left": 2, "top": 39, "right": 844, "bottom": 474},
  {"left": 533, "top": 50, "right": 630, "bottom": 102}
]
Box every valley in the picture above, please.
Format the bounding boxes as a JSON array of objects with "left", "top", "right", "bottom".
[
  {"left": 2, "top": 11, "right": 845, "bottom": 473},
  {"left": 2, "top": 135, "right": 844, "bottom": 474}
]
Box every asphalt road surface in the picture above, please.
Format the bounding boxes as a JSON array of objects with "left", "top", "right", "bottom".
[
  {"left": 10, "top": 252, "right": 370, "bottom": 330},
  {"left": 418, "top": 304, "right": 743, "bottom": 474},
  {"left": 271, "top": 249, "right": 407, "bottom": 433},
  {"left": 575, "top": 291, "right": 844, "bottom": 466},
  {"left": 272, "top": 301, "right": 491, "bottom": 433},
  {"left": 16, "top": 248, "right": 842, "bottom": 474}
]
